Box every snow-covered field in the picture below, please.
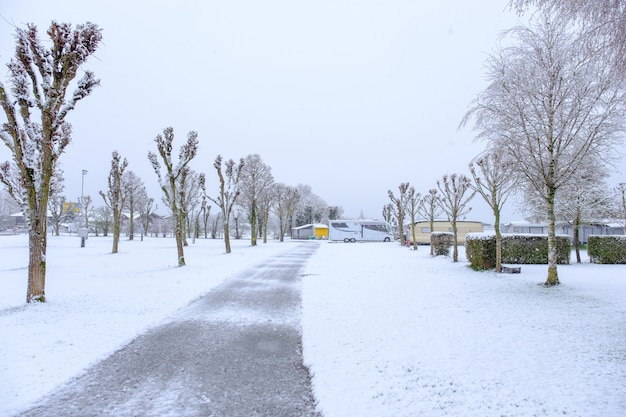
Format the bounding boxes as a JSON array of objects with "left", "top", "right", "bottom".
[{"left": 1, "top": 234, "right": 625, "bottom": 416}]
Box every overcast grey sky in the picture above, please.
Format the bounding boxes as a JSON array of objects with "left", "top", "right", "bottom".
[{"left": 1, "top": 1, "right": 624, "bottom": 222}]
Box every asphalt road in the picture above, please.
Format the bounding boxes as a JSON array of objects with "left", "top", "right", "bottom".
[{"left": 15, "top": 242, "right": 322, "bottom": 417}]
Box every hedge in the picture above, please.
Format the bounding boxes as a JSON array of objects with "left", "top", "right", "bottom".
[
  {"left": 466, "top": 233, "right": 571, "bottom": 270},
  {"left": 588, "top": 235, "right": 626, "bottom": 264},
  {"left": 431, "top": 232, "right": 454, "bottom": 256}
]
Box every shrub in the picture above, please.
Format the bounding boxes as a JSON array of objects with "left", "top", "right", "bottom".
[
  {"left": 588, "top": 235, "right": 626, "bottom": 264},
  {"left": 431, "top": 232, "right": 454, "bottom": 256},
  {"left": 466, "top": 233, "right": 571, "bottom": 270}
]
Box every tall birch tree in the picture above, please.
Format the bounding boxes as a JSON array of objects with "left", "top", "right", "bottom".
[{"left": 462, "top": 12, "right": 626, "bottom": 284}]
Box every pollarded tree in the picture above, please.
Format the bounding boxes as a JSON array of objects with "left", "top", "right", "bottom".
[
  {"left": 208, "top": 155, "right": 244, "bottom": 253},
  {"left": 405, "top": 186, "right": 422, "bottom": 251},
  {"left": 148, "top": 127, "right": 199, "bottom": 266},
  {"left": 417, "top": 189, "right": 443, "bottom": 256},
  {"left": 0, "top": 21, "right": 102, "bottom": 303},
  {"left": 388, "top": 183, "right": 410, "bottom": 246},
  {"left": 461, "top": 12, "right": 626, "bottom": 284},
  {"left": 100, "top": 151, "right": 128, "bottom": 254},
  {"left": 437, "top": 173, "right": 476, "bottom": 262},
  {"left": 468, "top": 151, "right": 517, "bottom": 272}
]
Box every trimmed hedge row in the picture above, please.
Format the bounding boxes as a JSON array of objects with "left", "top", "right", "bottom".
[
  {"left": 431, "top": 232, "right": 454, "bottom": 256},
  {"left": 466, "top": 234, "right": 571, "bottom": 270},
  {"left": 588, "top": 235, "right": 626, "bottom": 264}
]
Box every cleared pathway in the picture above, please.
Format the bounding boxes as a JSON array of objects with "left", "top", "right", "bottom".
[{"left": 16, "top": 242, "right": 321, "bottom": 417}]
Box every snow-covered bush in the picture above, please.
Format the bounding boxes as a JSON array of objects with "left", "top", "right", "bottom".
[
  {"left": 588, "top": 235, "right": 626, "bottom": 264},
  {"left": 431, "top": 232, "right": 454, "bottom": 256},
  {"left": 466, "top": 233, "right": 571, "bottom": 270}
]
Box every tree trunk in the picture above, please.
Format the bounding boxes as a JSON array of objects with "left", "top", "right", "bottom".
[
  {"left": 224, "top": 221, "right": 232, "bottom": 253},
  {"left": 175, "top": 210, "right": 186, "bottom": 266},
  {"left": 250, "top": 204, "right": 258, "bottom": 246},
  {"left": 573, "top": 214, "right": 581, "bottom": 264},
  {"left": 545, "top": 189, "right": 560, "bottom": 285},
  {"left": 452, "top": 219, "right": 459, "bottom": 262},
  {"left": 129, "top": 207, "right": 134, "bottom": 240},
  {"left": 494, "top": 206, "right": 502, "bottom": 272},
  {"left": 429, "top": 218, "right": 435, "bottom": 256},
  {"left": 112, "top": 210, "right": 120, "bottom": 254},
  {"left": 27, "top": 207, "right": 47, "bottom": 303}
]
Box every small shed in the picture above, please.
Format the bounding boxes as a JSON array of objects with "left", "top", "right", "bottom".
[{"left": 292, "top": 223, "right": 329, "bottom": 240}]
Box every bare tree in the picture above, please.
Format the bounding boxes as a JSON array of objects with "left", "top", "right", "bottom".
[
  {"left": 405, "top": 186, "right": 422, "bottom": 250},
  {"left": 208, "top": 155, "right": 244, "bottom": 253},
  {"left": 417, "top": 189, "right": 443, "bottom": 256},
  {"left": 122, "top": 170, "right": 146, "bottom": 241},
  {"left": 100, "top": 151, "right": 128, "bottom": 254},
  {"left": 138, "top": 197, "right": 155, "bottom": 239},
  {"left": 94, "top": 205, "right": 112, "bottom": 236},
  {"left": 200, "top": 198, "right": 211, "bottom": 239},
  {"left": 437, "top": 174, "right": 475, "bottom": 262},
  {"left": 294, "top": 184, "right": 327, "bottom": 226},
  {"left": 382, "top": 203, "right": 393, "bottom": 226},
  {"left": 461, "top": 12, "right": 626, "bottom": 284},
  {"left": 47, "top": 170, "right": 66, "bottom": 236},
  {"left": 468, "top": 151, "right": 517, "bottom": 272},
  {"left": 183, "top": 170, "right": 204, "bottom": 244},
  {"left": 273, "top": 183, "right": 300, "bottom": 242},
  {"left": 0, "top": 21, "right": 102, "bottom": 302},
  {"left": 258, "top": 186, "right": 274, "bottom": 243},
  {"left": 148, "top": 127, "right": 199, "bottom": 266},
  {"left": 510, "top": 0, "right": 626, "bottom": 70},
  {"left": 238, "top": 154, "right": 274, "bottom": 246},
  {"left": 81, "top": 195, "right": 92, "bottom": 232},
  {"left": 388, "top": 183, "right": 410, "bottom": 246},
  {"left": 556, "top": 163, "right": 614, "bottom": 263}
]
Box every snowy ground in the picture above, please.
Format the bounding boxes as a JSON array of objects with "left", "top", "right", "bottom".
[{"left": 1, "top": 234, "right": 625, "bottom": 416}]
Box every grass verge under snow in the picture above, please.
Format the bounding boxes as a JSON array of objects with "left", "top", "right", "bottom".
[{"left": 302, "top": 241, "right": 626, "bottom": 417}]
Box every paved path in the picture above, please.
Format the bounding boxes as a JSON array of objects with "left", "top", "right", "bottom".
[{"left": 16, "top": 242, "right": 321, "bottom": 417}]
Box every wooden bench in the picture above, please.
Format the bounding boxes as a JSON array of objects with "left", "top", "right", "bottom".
[{"left": 501, "top": 265, "right": 521, "bottom": 274}]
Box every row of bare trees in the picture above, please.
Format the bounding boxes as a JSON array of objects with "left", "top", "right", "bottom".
[
  {"left": 386, "top": 174, "right": 476, "bottom": 263},
  {"left": 0, "top": 21, "right": 337, "bottom": 302},
  {"left": 145, "top": 127, "right": 336, "bottom": 265},
  {"left": 385, "top": 3, "right": 626, "bottom": 287}
]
